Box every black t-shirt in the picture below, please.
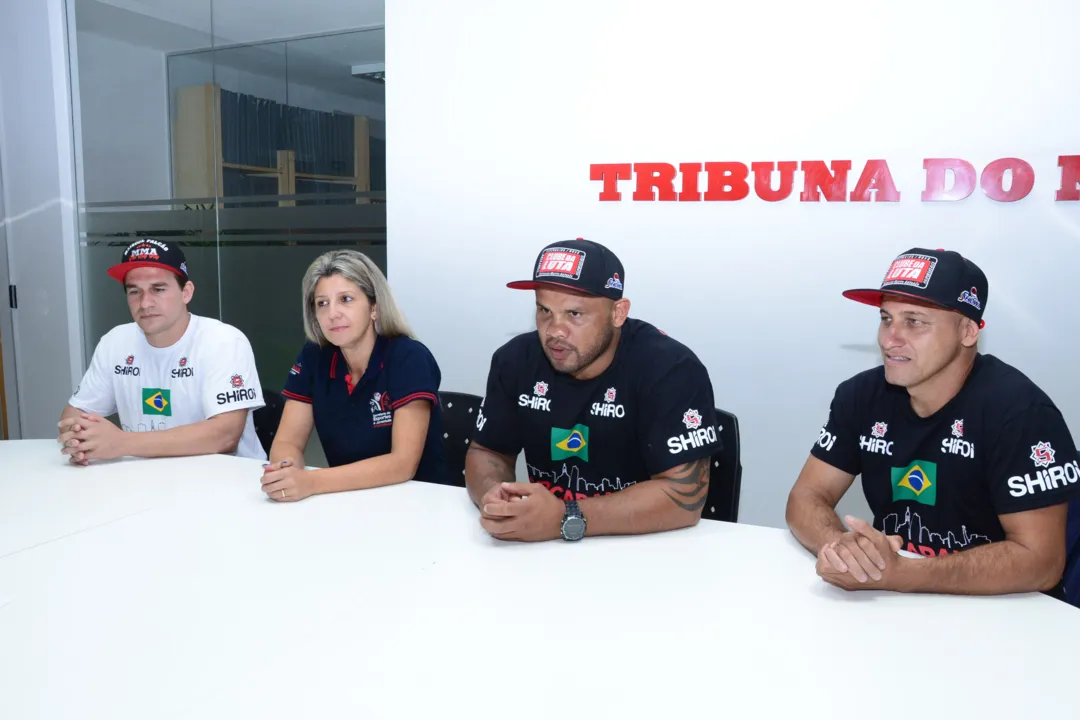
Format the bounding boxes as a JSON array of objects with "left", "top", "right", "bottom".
[
  {"left": 811, "top": 354, "right": 1080, "bottom": 558},
  {"left": 471, "top": 318, "right": 723, "bottom": 499}
]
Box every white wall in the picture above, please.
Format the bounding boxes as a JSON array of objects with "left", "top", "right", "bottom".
[{"left": 387, "top": 0, "right": 1080, "bottom": 529}]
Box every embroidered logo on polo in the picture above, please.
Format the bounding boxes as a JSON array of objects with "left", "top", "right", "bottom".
[
  {"left": 370, "top": 392, "right": 393, "bottom": 428},
  {"left": 891, "top": 460, "right": 937, "bottom": 506},
  {"left": 591, "top": 386, "right": 625, "bottom": 418},
  {"left": 859, "top": 421, "right": 893, "bottom": 456},
  {"left": 142, "top": 388, "right": 172, "bottom": 416},
  {"left": 551, "top": 424, "right": 589, "bottom": 461}
]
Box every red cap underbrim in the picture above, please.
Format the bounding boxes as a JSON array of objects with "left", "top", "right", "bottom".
[
  {"left": 842, "top": 288, "right": 953, "bottom": 311},
  {"left": 842, "top": 288, "right": 986, "bottom": 328},
  {"left": 107, "top": 261, "right": 186, "bottom": 284},
  {"left": 506, "top": 280, "right": 601, "bottom": 296}
]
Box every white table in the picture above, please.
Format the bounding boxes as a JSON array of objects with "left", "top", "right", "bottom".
[{"left": 1, "top": 439, "right": 1077, "bottom": 719}]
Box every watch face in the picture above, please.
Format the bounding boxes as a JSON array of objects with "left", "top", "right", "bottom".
[{"left": 563, "top": 516, "right": 586, "bottom": 540}]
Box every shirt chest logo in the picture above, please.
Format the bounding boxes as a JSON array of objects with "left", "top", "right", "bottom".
[
  {"left": 171, "top": 356, "right": 194, "bottom": 379},
  {"left": 940, "top": 418, "right": 976, "bottom": 458},
  {"left": 370, "top": 392, "right": 393, "bottom": 427},
  {"left": 115, "top": 353, "right": 141, "bottom": 376},
  {"left": 859, "top": 421, "right": 893, "bottom": 456},
  {"left": 590, "top": 386, "right": 625, "bottom": 418},
  {"left": 519, "top": 381, "right": 551, "bottom": 412}
]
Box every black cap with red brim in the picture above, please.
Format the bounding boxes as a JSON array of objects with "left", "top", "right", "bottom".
[
  {"left": 507, "top": 238, "right": 626, "bottom": 300},
  {"left": 843, "top": 247, "right": 988, "bottom": 326},
  {"left": 107, "top": 239, "right": 189, "bottom": 284}
]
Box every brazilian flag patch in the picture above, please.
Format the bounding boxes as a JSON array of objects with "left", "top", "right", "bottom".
[{"left": 142, "top": 388, "right": 171, "bottom": 416}]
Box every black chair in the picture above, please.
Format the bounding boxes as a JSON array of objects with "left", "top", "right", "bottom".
[
  {"left": 438, "top": 391, "right": 483, "bottom": 488},
  {"left": 253, "top": 389, "right": 286, "bottom": 455},
  {"left": 701, "top": 408, "right": 742, "bottom": 523}
]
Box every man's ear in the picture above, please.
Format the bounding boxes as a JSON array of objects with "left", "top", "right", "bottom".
[
  {"left": 960, "top": 316, "right": 980, "bottom": 348},
  {"left": 182, "top": 281, "right": 195, "bottom": 305},
  {"left": 612, "top": 298, "right": 631, "bottom": 328}
]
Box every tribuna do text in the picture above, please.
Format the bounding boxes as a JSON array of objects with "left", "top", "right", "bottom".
[{"left": 589, "top": 156, "right": 1080, "bottom": 203}]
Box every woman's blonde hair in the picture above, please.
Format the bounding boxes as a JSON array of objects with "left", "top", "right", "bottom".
[{"left": 302, "top": 250, "right": 414, "bottom": 345}]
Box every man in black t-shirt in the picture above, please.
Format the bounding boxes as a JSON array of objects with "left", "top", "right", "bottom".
[
  {"left": 787, "top": 247, "right": 1080, "bottom": 598},
  {"left": 467, "top": 239, "right": 722, "bottom": 542}
]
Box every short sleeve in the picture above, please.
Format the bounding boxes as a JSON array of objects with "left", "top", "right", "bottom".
[
  {"left": 387, "top": 341, "right": 441, "bottom": 411},
  {"left": 809, "top": 380, "right": 863, "bottom": 476},
  {"left": 68, "top": 339, "right": 117, "bottom": 416},
  {"left": 282, "top": 343, "right": 317, "bottom": 404},
  {"left": 639, "top": 359, "right": 722, "bottom": 476},
  {"left": 201, "top": 333, "right": 265, "bottom": 418},
  {"left": 471, "top": 347, "right": 523, "bottom": 456},
  {"left": 988, "top": 404, "right": 1080, "bottom": 514}
]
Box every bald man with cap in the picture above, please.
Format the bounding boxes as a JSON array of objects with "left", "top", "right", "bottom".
[
  {"left": 466, "top": 239, "right": 723, "bottom": 543},
  {"left": 787, "top": 247, "right": 1080, "bottom": 600},
  {"left": 58, "top": 238, "right": 266, "bottom": 464}
]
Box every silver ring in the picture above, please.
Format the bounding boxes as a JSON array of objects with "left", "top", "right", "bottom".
[{"left": 280, "top": 489, "right": 285, "bottom": 499}]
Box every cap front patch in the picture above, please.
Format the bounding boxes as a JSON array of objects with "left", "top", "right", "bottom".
[
  {"left": 882, "top": 253, "right": 937, "bottom": 289},
  {"left": 536, "top": 248, "right": 585, "bottom": 280}
]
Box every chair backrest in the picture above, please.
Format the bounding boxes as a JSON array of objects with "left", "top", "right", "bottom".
[
  {"left": 253, "top": 389, "right": 286, "bottom": 455},
  {"left": 438, "top": 391, "right": 483, "bottom": 488},
  {"left": 1064, "top": 500, "right": 1080, "bottom": 606},
  {"left": 701, "top": 408, "right": 742, "bottom": 523}
]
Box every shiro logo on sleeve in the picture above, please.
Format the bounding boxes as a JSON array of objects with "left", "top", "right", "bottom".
[
  {"left": 1008, "top": 441, "right": 1080, "bottom": 497},
  {"left": 667, "top": 408, "right": 717, "bottom": 455},
  {"left": 216, "top": 373, "right": 258, "bottom": 405}
]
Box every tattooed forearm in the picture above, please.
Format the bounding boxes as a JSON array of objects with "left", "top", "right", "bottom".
[
  {"left": 465, "top": 443, "right": 516, "bottom": 506},
  {"left": 661, "top": 458, "right": 710, "bottom": 511}
]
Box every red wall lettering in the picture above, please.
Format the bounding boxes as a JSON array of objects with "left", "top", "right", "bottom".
[
  {"left": 632, "top": 162, "right": 677, "bottom": 201},
  {"left": 980, "top": 157, "right": 1035, "bottom": 202},
  {"left": 703, "top": 162, "right": 750, "bottom": 201},
  {"left": 850, "top": 159, "right": 900, "bottom": 202},
  {"left": 799, "top": 160, "right": 852, "bottom": 202},
  {"left": 678, "top": 162, "right": 703, "bottom": 201},
  {"left": 589, "top": 163, "right": 632, "bottom": 201},
  {"left": 589, "top": 155, "right": 1080, "bottom": 202},
  {"left": 751, "top": 161, "right": 798, "bottom": 202},
  {"left": 920, "top": 158, "right": 976, "bottom": 201},
  {"left": 1056, "top": 155, "right": 1080, "bottom": 201}
]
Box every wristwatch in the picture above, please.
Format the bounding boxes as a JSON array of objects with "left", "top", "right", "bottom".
[{"left": 561, "top": 499, "right": 587, "bottom": 541}]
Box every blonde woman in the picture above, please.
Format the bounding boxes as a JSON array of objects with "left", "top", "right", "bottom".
[{"left": 261, "top": 250, "right": 449, "bottom": 501}]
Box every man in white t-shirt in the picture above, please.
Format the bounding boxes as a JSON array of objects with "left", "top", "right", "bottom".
[{"left": 58, "top": 238, "right": 266, "bottom": 464}]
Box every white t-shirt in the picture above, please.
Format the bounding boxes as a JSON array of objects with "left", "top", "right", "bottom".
[{"left": 68, "top": 313, "right": 267, "bottom": 460}]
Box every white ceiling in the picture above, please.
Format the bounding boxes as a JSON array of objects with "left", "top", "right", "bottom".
[{"left": 74, "top": 0, "right": 385, "bottom": 100}]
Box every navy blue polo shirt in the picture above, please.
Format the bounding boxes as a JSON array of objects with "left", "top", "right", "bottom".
[{"left": 281, "top": 335, "right": 449, "bottom": 484}]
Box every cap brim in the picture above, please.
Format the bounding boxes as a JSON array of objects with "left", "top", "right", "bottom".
[
  {"left": 841, "top": 288, "right": 953, "bottom": 312},
  {"left": 107, "top": 262, "right": 186, "bottom": 284},
  {"left": 506, "top": 280, "right": 602, "bottom": 296}
]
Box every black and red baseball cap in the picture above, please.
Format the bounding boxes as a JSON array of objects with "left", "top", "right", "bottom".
[
  {"left": 843, "top": 247, "right": 988, "bottom": 325},
  {"left": 107, "top": 238, "right": 189, "bottom": 284},
  {"left": 507, "top": 239, "right": 626, "bottom": 300}
]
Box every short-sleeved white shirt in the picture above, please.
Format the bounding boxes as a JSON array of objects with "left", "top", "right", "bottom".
[{"left": 68, "top": 313, "right": 266, "bottom": 460}]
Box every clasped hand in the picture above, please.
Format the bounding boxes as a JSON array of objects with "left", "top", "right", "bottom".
[
  {"left": 57, "top": 413, "right": 126, "bottom": 465},
  {"left": 817, "top": 515, "right": 906, "bottom": 591},
  {"left": 479, "top": 482, "right": 565, "bottom": 542}
]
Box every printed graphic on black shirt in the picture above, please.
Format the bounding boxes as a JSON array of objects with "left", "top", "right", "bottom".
[
  {"left": 472, "top": 318, "right": 722, "bottom": 499},
  {"left": 811, "top": 354, "right": 1080, "bottom": 558}
]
